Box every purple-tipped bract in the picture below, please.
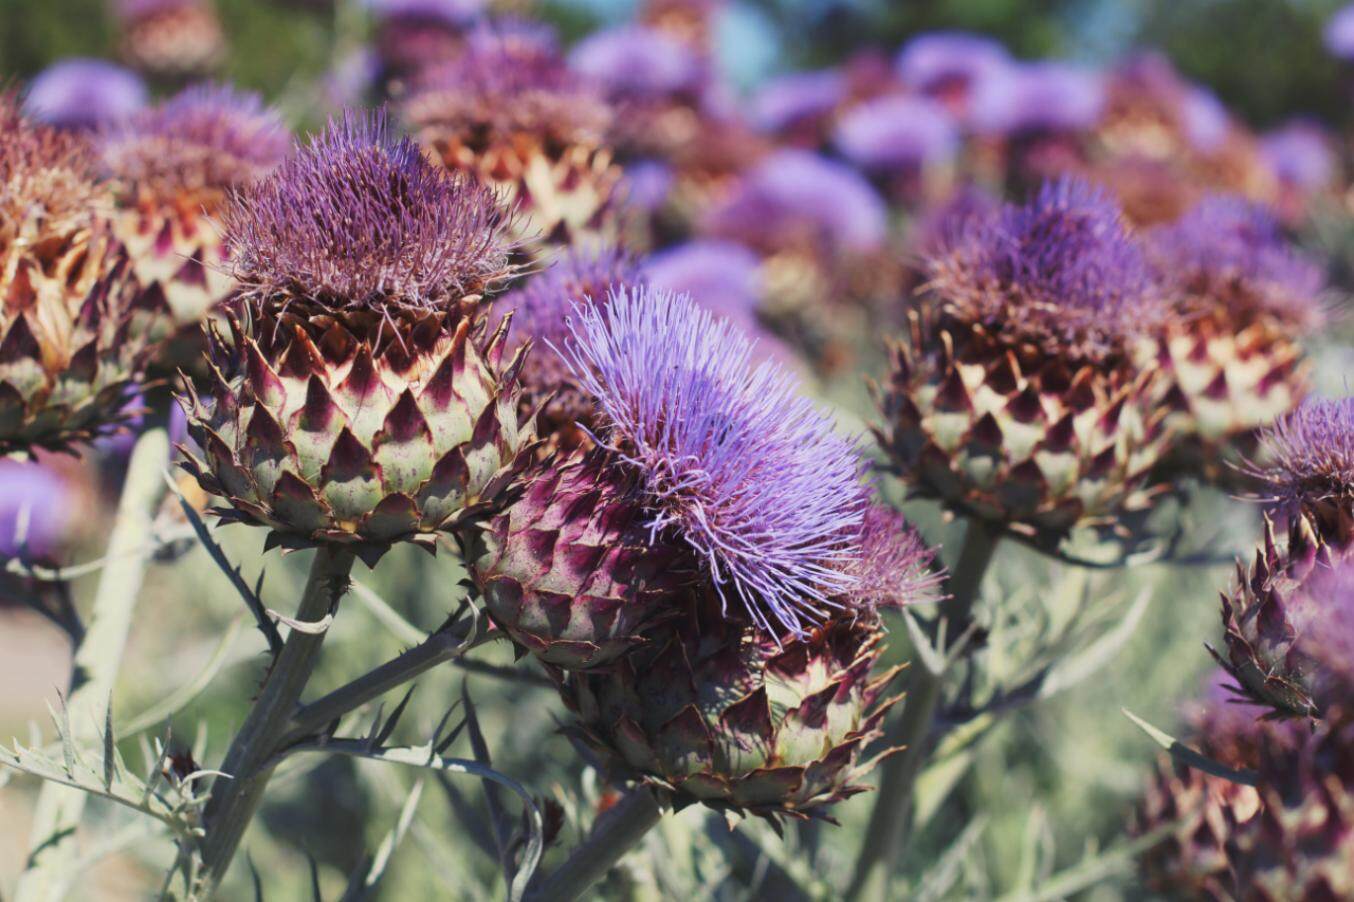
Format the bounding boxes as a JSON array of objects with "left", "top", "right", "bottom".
[
  {"left": 559, "top": 286, "right": 867, "bottom": 635},
  {"left": 928, "top": 176, "right": 1164, "bottom": 360},
  {"left": 100, "top": 83, "right": 290, "bottom": 195},
  {"left": 223, "top": 110, "right": 513, "bottom": 315}
]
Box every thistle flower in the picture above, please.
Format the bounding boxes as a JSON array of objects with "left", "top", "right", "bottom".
[
  {"left": 1327, "top": 3, "right": 1354, "bottom": 60},
  {"left": 401, "top": 34, "right": 620, "bottom": 249},
  {"left": 1144, "top": 196, "right": 1324, "bottom": 471},
  {"left": 366, "top": 0, "right": 485, "bottom": 79},
  {"left": 23, "top": 59, "right": 147, "bottom": 130},
  {"left": 832, "top": 95, "right": 959, "bottom": 177},
  {"left": 877, "top": 176, "right": 1170, "bottom": 535},
  {"left": 559, "top": 286, "right": 867, "bottom": 636},
  {"left": 894, "top": 31, "right": 1012, "bottom": 122},
  {"left": 99, "top": 84, "right": 290, "bottom": 355},
  {"left": 1248, "top": 397, "right": 1354, "bottom": 540},
  {"left": 749, "top": 69, "right": 845, "bottom": 140},
  {"left": 970, "top": 62, "right": 1105, "bottom": 137},
  {"left": 114, "top": 0, "right": 226, "bottom": 78},
  {"left": 0, "top": 459, "right": 76, "bottom": 559},
  {"left": 179, "top": 112, "right": 534, "bottom": 561},
  {"left": 0, "top": 98, "right": 150, "bottom": 454}
]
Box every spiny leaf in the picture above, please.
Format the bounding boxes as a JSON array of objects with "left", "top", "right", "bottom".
[{"left": 1122, "top": 708, "right": 1259, "bottom": 785}]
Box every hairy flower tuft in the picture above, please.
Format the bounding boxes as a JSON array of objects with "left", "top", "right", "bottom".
[
  {"left": 559, "top": 286, "right": 867, "bottom": 635},
  {"left": 847, "top": 504, "right": 943, "bottom": 611},
  {"left": 100, "top": 83, "right": 290, "bottom": 201},
  {"left": 1146, "top": 194, "right": 1326, "bottom": 330},
  {"left": 927, "top": 175, "right": 1165, "bottom": 361},
  {"left": 223, "top": 109, "right": 514, "bottom": 318},
  {"left": 1251, "top": 397, "right": 1354, "bottom": 507}
]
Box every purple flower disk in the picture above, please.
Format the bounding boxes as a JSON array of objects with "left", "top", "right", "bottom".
[
  {"left": 877, "top": 176, "right": 1172, "bottom": 535},
  {"left": 23, "top": 59, "right": 147, "bottom": 130}
]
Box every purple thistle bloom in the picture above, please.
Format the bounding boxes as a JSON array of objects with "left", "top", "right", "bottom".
[
  {"left": 703, "top": 149, "right": 888, "bottom": 255},
  {"left": 645, "top": 240, "right": 761, "bottom": 324},
  {"left": 1261, "top": 120, "right": 1337, "bottom": 192},
  {"left": 617, "top": 159, "right": 675, "bottom": 213},
  {"left": 1327, "top": 3, "right": 1354, "bottom": 60},
  {"left": 0, "top": 460, "right": 74, "bottom": 559},
  {"left": 1253, "top": 396, "right": 1354, "bottom": 506},
  {"left": 23, "top": 59, "right": 147, "bottom": 130},
  {"left": 569, "top": 25, "right": 705, "bottom": 100},
  {"left": 115, "top": 0, "right": 203, "bottom": 20},
  {"left": 833, "top": 94, "right": 959, "bottom": 173},
  {"left": 223, "top": 109, "right": 513, "bottom": 315},
  {"left": 970, "top": 62, "right": 1105, "bottom": 136},
  {"left": 748, "top": 69, "right": 844, "bottom": 134},
  {"left": 99, "top": 83, "right": 290, "bottom": 197},
  {"left": 929, "top": 176, "right": 1164, "bottom": 360},
  {"left": 505, "top": 244, "right": 642, "bottom": 353},
  {"left": 559, "top": 286, "right": 867, "bottom": 635},
  {"left": 846, "top": 504, "right": 943, "bottom": 611},
  {"left": 1178, "top": 85, "right": 1229, "bottom": 154},
  {"left": 1145, "top": 194, "right": 1326, "bottom": 329},
  {"left": 894, "top": 31, "right": 1011, "bottom": 115},
  {"left": 907, "top": 184, "right": 1000, "bottom": 258},
  {"left": 364, "top": 0, "right": 484, "bottom": 27}
]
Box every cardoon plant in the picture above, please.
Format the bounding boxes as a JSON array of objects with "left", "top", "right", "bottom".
[
  {"left": 0, "top": 96, "right": 152, "bottom": 455},
  {"left": 99, "top": 83, "right": 290, "bottom": 364},
  {"left": 1145, "top": 195, "right": 1325, "bottom": 477},
  {"left": 401, "top": 30, "right": 621, "bottom": 250}
]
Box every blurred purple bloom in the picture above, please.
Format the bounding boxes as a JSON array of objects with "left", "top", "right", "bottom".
[
  {"left": 23, "top": 59, "right": 147, "bottom": 130},
  {"left": 704, "top": 149, "right": 888, "bottom": 254},
  {"left": 847, "top": 504, "right": 943, "bottom": 611},
  {"left": 970, "top": 62, "right": 1105, "bottom": 136},
  {"left": 1254, "top": 396, "right": 1354, "bottom": 504},
  {"left": 559, "top": 286, "right": 866, "bottom": 635},
  {"left": 894, "top": 31, "right": 1011, "bottom": 114},
  {"left": 1262, "top": 120, "right": 1337, "bottom": 191},
  {"left": 618, "top": 159, "right": 675, "bottom": 213},
  {"left": 465, "top": 15, "right": 559, "bottom": 57},
  {"left": 222, "top": 110, "right": 511, "bottom": 313},
  {"left": 569, "top": 25, "right": 704, "bottom": 99},
  {"left": 1291, "top": 560, "right": 1354, "bottom": 695},
  {"left": 908, "top": 184, "right": 1000, "bottom": 257},
  {"left": 1326, "top": 3, "right": 1354, "bottom": 60},
  {"left": 749, "top": 69, "right": 844, "bottom": 134},
  {"left": 833, "top": 94, "right": 959, "bottom": 172},
  {"left": 1146, "top": 194, "right": 1325, "bottom": 327},
  {"left": 0, "top": 460, "right": 73, "bottom": 559},
  {"left": 364, "top": 0, "right": 483, "bottom": 25},
  {"left": 1179, "top": 85, "right": 1229, "bottom": 154},
  {"left": 505, "top": 244, "right": 642, "bottom": 352},
  {"left": 646, "top": 240, "right": 760, "bottom": 321},
  {"left": 321, "top": 49, "right": 380, "bottom": 111},
  {"left": 99, "top": 83, "right": 291, "bottom": 192},
  {"left": 931, "top": 176, "right": 1164, "bottom": 358},
  {"left": 115, "top": 0, "right": 200, "bottom": 20}
]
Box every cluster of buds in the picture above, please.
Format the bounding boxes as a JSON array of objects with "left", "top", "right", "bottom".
[
  {"left": 876, "top": 176, "right": 1169, "bottom": 539},
  {"left": 0, "top": 96, "right": 154, "bottom": 455},
  {"left": 178, "top": 112, "right": 536, "bottom": 564},
  {"left": 400, "top": 29, "right": 621, "bottom": 251},
  {"left": 114, "top": 0, "right": 227, "bottom": 80},
  {"left": 467, "top": 286, "right": 941, "bottom": 820},
  {"left": 1144, "top": 195, "right": 1325, "bottom": 478},
  {"left": 98, "top": 84, "right": 291, "bottom": 371}
]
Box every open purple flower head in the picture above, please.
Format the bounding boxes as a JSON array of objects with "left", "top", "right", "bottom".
[
  {"left": 894, "top": 31, "right": 1012, "bottom": 115},
  {"left": 928, "top": 176, "right": 1164, "bottom": 360},
  {"left": 23, "top": 59, "right": 147, "bottom": 130},
  {"left": 1252, "top": 396, "right": 1354, "bottom": 507},
  {"left": 846, "top": 504, "right": 943, "bottom": 611},
  {"left": 1262, "top": 120, "right": 1337, "bottom": 191},
  {"left": 0, "top": 460, "right": 74, "bottom": 559},
  {"left": 1327, "top": 3, "right": 1354, "bottom": 60},
  {"left": 970, "top": 62, "right": 1104, "bottom": 136},
  {"left": 505, "top": 244, "right": 642, "bottom": 353},
  {"left": 749, "top": 69, "right": 844, "bottom": 134},
  {"left": 100, "top": 82, "right": 290, "bottom": 197},
  {"left": 703, "top": 149, "right": 888, "bottom": 255},
  {"left": 569, "top": 25, "right": 704, "bottom": 100},
  {"left": 833, "top": 95, "right": 959, "bottom": 172},
  {"left": 559, "top": 286, "right": 868, "bottom": 635},
  {"left": 1145, "top": 194, "right": 1326, "bottom": 330},
  {"left": 222, "top": 109, "right": 513, "bottom": 316}
]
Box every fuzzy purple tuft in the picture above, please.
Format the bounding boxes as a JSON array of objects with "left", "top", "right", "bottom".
[
  {"left": 1252, "top": 396, "right": 1354, "bottom": 505},
  {"left": 364, "top": 0, "right": 484, "bottom": 26},
  {"left": 559, "top": 286, "right": 867, "bottom": 635},
  {"left": 833, "top": 95, "right": 959, "bottom": 172},
  {"left": 1146, "top": 194, "right": 1325, "bottom": 329},
  {"left": 505, "top": 244, "right": 642, "bottom": 351},
  {"left": 928, "top": 176, "right": 1164, "bottom": 359},
  {"left": 99, "top": 82, "right": 290, "bottom": 196},
  {"left": 847, "top": 504, "right": 943, "bottom": 611},
  {"left": 1290, "top": 560, "right": 1354, "bottom": 698},
  {"left": 222, "top": 109, "right": 514, "bottom": 315},
  {"left": 23, "top": 59, "right": 147, "bottom": 130}
]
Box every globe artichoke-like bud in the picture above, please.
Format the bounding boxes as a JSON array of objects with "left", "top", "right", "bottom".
[
  {"left": 469, "top": 448, "right": 695, "bottom": 669},
  {"left": 876, "top": 177, "right": 1170, "bottom": 537},
  {"left": 0, "top": 100, "right": 150, "bottom": 454},
  {"left": 1144, "top": 196, "right": 1324, "bottom": 478},
  {"left": 99, "top": 84, "right": 291, "bottom": 365},
  {"left": 401, "top": 31, "right": 620, "bottom": 252},
  {"left": 115, "top": 0, "right": 226, "bottom": 79},
  {"left": 497, "top": 244, "right": 643, "bottom": 448},
  {"left": 178, "top": 112, "right": 534, "bottom": 561}
]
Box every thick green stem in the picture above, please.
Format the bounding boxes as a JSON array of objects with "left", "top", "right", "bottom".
[
  {"left": 15, "top": 428, "right": 170, "bottom": 902},
  {"left": 846, "top": 518, "right": 1001, "bottom": 902},
  {"left": 526, "top": 788, "right": 663, "bottom": 902},
  {"left": 195, "top": 545, "right": 355, "bottom": 899}
]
